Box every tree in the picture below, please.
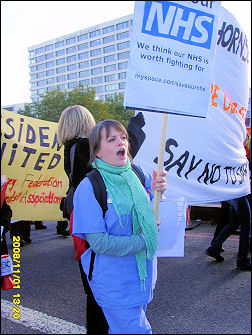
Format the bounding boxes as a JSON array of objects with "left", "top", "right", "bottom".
[
  {"left": 104, "top": 93, "right": 134, "bottom": 127},
  {"left": 18, "top": 85, "right": 134, "bottom": 125}
]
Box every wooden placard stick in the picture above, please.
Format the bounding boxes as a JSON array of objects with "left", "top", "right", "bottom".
[{"left": 153, "top": 113, "right": 168, "bottom": 221}]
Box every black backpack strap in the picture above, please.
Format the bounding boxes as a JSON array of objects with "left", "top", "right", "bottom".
[
  {"left": 131, "top": 163, "right": 145, "bottom": 187},
  {"left": 86, "top": 169, "right": 108, "bottom": 217},
  {"left": 86, "top": 169, "right": 107, "bottom": 281}
]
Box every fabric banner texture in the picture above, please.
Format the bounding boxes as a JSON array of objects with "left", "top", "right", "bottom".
[
  {"left": 1, "top": 109, "right": 68, "bottom": 220},
  {"left": 133, "top": 5, "right": 250, "bottom": 206}
]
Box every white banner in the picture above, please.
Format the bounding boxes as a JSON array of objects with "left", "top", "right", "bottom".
[
  {"left": 124, "top": 1, "right": 222, "bottom": 117},
  {"left": 134, "top": 5, "right": 250, "bottom": 206}
]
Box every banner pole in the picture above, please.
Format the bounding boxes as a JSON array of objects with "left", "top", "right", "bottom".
[{"left": 153, "top": 113, "right": 168, "bottom": 221}]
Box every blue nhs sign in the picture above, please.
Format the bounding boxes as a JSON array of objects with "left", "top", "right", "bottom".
[{"left": 141, "top": 1, "right": 214, "bottom": 49}]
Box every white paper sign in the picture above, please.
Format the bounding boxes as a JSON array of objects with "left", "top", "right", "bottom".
[
  {"left": 156, "top": 198, "right": 187, "bottom": 257},
  {"left": 124, "top": 1, "right": 222, "bottom": 117}
]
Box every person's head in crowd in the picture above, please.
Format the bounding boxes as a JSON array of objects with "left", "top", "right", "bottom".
[
  {"left": 89, "top": 119, "right": 132, "bottom": 167},
  {"left": 57, "top": 105, "right": 96, "bottom": 146}
]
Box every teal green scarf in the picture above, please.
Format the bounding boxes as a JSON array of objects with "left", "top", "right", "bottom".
[{"left": 93, "top": 157, "right": 158, "bottom": 289}]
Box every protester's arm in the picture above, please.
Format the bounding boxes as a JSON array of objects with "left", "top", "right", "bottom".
[
  {"left": 127, "top": 112, "right": 146, "bottom": 158},
  {"left": 85, "top": 232, "right": 146, "bottom": 256}
]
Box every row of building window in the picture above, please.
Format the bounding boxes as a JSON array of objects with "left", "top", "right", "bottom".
[
  {"left": 31, "top": 81, "right": 126, "bottom": 96},
  {"left": 30, "top": 52, "right": 129, "bottom": 71},
  {"left": 30, "top": 61, "right": 128, "bottom": 79},
  {"left": 31, "top": 72, "right": 126, "bottom": 87},
  {"left": 29, "top": 21, "right": 131, "bottom": 56},
  {"left": 30, "top": 36, "right": 130, "bottom": 63}
]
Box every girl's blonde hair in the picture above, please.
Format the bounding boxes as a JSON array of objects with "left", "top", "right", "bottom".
[
  {"left": 89, "top": 119, "right": 132, "bottom": 165},
  {"left": 57, "top": 105, "right": 96, "bottom": 145}
]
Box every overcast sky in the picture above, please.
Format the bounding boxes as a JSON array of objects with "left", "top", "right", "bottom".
[{"left": 1, "top": 1, "right": 251, "bottom": 106}]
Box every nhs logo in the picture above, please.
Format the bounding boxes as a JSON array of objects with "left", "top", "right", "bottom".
[{"left": 142, "top": 1, "right": 214, "bottom": 49}]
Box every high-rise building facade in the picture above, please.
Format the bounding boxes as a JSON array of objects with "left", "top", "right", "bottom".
[{"left": 27, "top": 14, "right": 133, "bottom": 103}]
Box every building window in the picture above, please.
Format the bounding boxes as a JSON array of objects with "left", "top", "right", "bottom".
[
  {"left": 56, "top": 49, "right": 65, "bottom": 57},
  {"left": 89, "top": 29, "right": 101, "bottom": 38},
  {"left": 79, "top": 60, "right": 89, "bottom": 68},
  {"left": 103, "top": 25, "right": 115, "bottom": 34},
  {"left": 47, "top": 86, "right": 56, "bottom": 92},
  {"left": 30, "top": 58, "right": 35, "bottom": 64},
  {"left": 104, "top": 74, "right": 116, "bottom": 82},
  {"left": 117, "top": 41, "right": 130, "bottom": 50},
  {"left": 119, "top": 82, "right": 126, "bottom": 89},
  {"left": 91, "top": 57, "right": 102, "bottom": 66},
  {"left": 58, "top": 83, "right": 66, "bottom": 90},
  {"left": 57, "top": 75, "right": 66, "bottom": 82},
  {"left": 117, "top": 31, "right": 130, "bottom": 40},
  {"left": 90, "top": 39, "right": 101, "bottom": 47},
  {"left": 103, "top": 45, "right": 115, "bottom": 53},
  {"left": 45, "top": 44, "right": 54, "bottom": 51},
  {"left": 56, "top": 66, "right": 66, "bottom": 74},
  {"left": 67, "top": 55, "right": 77, "bottom": 62},
  {"left": 29, "top": 50, "right": 35, "bottom": 57},
  {"left": 91, "top": 67, "right": 103, "bottom": 75},
  {"left": 46, "top": 77, "right": 55, "bottom": 84},
  {"left": 55, "top": 40, "right": 64, "bottom": 48},
  {"left": 31, "top": 89, "right": 36, "bottom": 96},
  {"left": 118, "top": 72, "right": 126, "bottom": 80},
  {"left": 45, "top": 52, "right": 54, "bottom": 59},
  {"left": 37, "top": 71, "right": 45, "bottom": 78},
  {"left": 67, "top": 72, "right": 77, "bottom": 80},
  {"left": 37, "top": 80, "right": 46, "bottom": 86},
  {"left": 105, "top": 83, "right": 118, "bottom": 91},
  {"left": 56, "top": 58, "right": 65, "bottom": 65},
  {"left": 67, "top": 64, "right": 77, "bottom": 71},
  {"left": 118, "top": 61, "right": 128, "bottom": 69},
  {"left": 94, "top": 86, "right": 103, "bottom": 93},
  {"left": 37, "top": 88, "right": 46, "bottom": 94},
  {"left": 91, "top": 76, "right": 103, "bottom": 84},
  {"left": 46, "top": 69, "right": 55, "bottom": 76},
  {"left": 30, "top": 66, "right": 35, "bottom": 72},
  {"left": 46, "top": 60, "right": 55, "bottom": 68},
  {"left": 117, "top": 51, "right": 130, "bottom": 60},
  {"left": 90, "top": 48, "right": 102, "bottom": 57},
  {"left": 77, "top": 33, "right": 88, "bottom": 41},
  {"left": 78, "top": 51, "right": 89, "bottom": 60},
  {"left": 66, "top": 37, "right": 76, "bottom": 45},
  {"left": 104, "top": 54, "right": 116, "bottom": 63},
  {"left": 66, "top": 46, "right": 76, "bottom": 54},
  {"left": 36, "top": 63, "right": 45, "bottom": 70},
  {"left": 31, "top": 82, "right": 36, "bottom": 88},
  {"left": 104, "top": 64, "right": 116, "bottom": 72},
  {"left": 68, "top": 81, "right": 79, "bottom": 88},
  {"left": 79, "top": 79, "right": 90, "bottom": 86},
  {"left": 103, "top": 35, "right": 115, "bottom": 44},
  {"left": 30, "top": 74, "right": 36, "bottom": 80},
  {"left": 116, "top": 21, "right": 129, "bottom": 30},
  {"left": 36, "top": 55, "right": 45, "bottom": 62},
  {"left": 79, "top": 70, "right": 90, "bottom": 77},
  {"left": 78, "top": 42, "right": 88, "bottom": 50},
  {"left": 35, "top": 47, "right": 44, "bottom": 54}
]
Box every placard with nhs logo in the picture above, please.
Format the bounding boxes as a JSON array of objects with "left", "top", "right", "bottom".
[{"left": 124, "top": 1, "right": 222, "bottom": 118}]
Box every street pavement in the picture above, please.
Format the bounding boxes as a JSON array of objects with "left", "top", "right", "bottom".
[{"left": 1, "top": 220, "right": 251, "bottom": 334}]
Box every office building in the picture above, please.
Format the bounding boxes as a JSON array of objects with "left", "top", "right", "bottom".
[
  {"left": 2, "top": 102, "right": 29, "bottom": 113},
  {"left": 27, "top": 14, "right": 133, "bottom": 102}
]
